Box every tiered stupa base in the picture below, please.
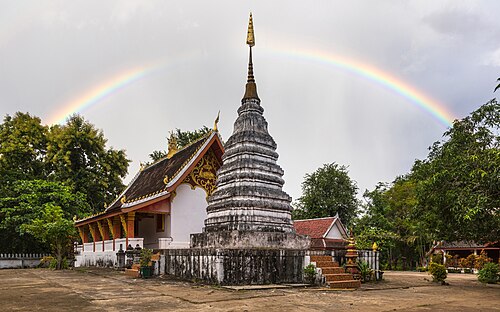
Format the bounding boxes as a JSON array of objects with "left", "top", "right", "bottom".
[{"left": 191, "top": 230, "right": 310, "bottom": 249}]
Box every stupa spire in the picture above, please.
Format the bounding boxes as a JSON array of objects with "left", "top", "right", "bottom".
[{"left": 243, "top": 13, "right": 259, "bottom": 101}]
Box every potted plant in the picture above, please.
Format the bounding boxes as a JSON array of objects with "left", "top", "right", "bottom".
[
  {"left": 357, "top": 260, "right": 373, "bottom": 283},
  {"left": 304, "top": 264, "right": 317, "bottom": 284},
  {"left": 139, "top": 248, "right": 153, "bottom": 278}
]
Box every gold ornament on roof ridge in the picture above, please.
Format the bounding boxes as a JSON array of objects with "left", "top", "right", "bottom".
[
  {"left": 167, "top": 132, "right": 178, "bottom": 159},
  {"left": 213, "top": 111, "right": 220, "bottom": 131}
]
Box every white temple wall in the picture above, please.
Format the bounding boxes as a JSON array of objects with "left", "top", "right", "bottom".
[
  {"left": 138, "top": 215, "right": 168, "bottom": 249},
  {"left": 169, "top": 184, "right": 208, "bottom": 248}
]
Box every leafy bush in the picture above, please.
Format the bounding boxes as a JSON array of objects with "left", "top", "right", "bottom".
[
  {"left": 139, "top": 248, "right": 153, "bottom": 267},
  {"left": 39, "top": 256, "right": 54, "bottom": 268},
  {"left": 416, "top": 266, "right": 428, "bottom": 272},
  {"left": 474, "top": 250, "right": 492, "bottom": 270},
  {"left": 464, "top": 254, "right": 476, "bottom": 269},
  {"left": 431, "top": 254, "right": 443, "bottom": 265},
  {"left": 429, "top": 262, "right": 447, "bottom": 283},
  {"left": 358, "top": 260, "right": 373, "bottom": 282},
  {"left": 49, "top": 258, "right": 58, "bottom": 269},
  {"left": 304, "top": 264, "right": 317, "bottom": 284},
  {"left": 50, "top": 258, "right": 68, "bottom": 270},
  {"left": 478, "top": 263, "right": 499, "bottom": 284}
]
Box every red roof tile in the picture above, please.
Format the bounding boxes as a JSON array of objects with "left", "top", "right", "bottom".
[{"left": 293, "top": 217, "right": 337, "bottom": 239}]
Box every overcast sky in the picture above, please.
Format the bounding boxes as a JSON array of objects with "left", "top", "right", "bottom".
[{"left": 1, "top": 1, "right": 499, "bottom": 202}]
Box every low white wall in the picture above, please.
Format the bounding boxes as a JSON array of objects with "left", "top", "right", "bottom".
[
  {"left": 0, "top": 254, "right": 48, "bottom": 269},
  {"left": 74, "top": 238, "right": 143, "bottom": 267}
]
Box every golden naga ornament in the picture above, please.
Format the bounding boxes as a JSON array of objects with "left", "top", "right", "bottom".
[
  {"left": 213, "top": 111, "right": 220, "bottom": 131},
  {"left": 167, "top": 133, "right": 178, "bottom": 159}
]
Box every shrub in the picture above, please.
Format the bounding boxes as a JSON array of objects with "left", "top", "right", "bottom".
[
  {"left": 60, "top": 258, "right": 69, "bottom": 270},
  {"left": 444, "top": 254, "right": 453, "bottom": 268},
  {"left": 139, "top": 248, "right": 153, "bottom": 267},
  {"left": 464, "top": 254, "right": 476, "bottom": 269},
  {"left": 304, "top": 264, "right": 317, "bottom": 284},
  {"left": 474, "top": 250, "right": 492, "bottom": 270},
  {"left": 459, "top": 257, "right": 468, "bottom": 268},
  {"left": 431, "top": 253, "right": 443, "bottom": 265},
  {"left": 478, "top": 263, "right": 499, "bottom": 284},
  {"left": 39, "top": 256, "right": 55, "bottom": 268},
  {"left": 416, "top": 266, "right": 428, "bottom": 272},
  {"left": 49, "top": 258, "right": 58, "bottom": 269},
  {"left": 429, "top": 262, "right": 447, "bottom": 284},
  {"left": 358, "top": 260, "right": 373, "bottom": 282}
]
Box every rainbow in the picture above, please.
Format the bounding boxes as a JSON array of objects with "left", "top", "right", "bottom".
[
  {"left": 267, "top": 47, "right": 455, "bottom": 127},
  {"left": 47, "top": 67, "right": 152, "bottom": 125},
  {"left": 47, "top": 48, "right": 455, "bottom": 127}
]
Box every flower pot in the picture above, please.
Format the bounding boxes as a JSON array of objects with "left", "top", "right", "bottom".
[{"left": 140, "top": 266, "right": 152, "bottom": 278}]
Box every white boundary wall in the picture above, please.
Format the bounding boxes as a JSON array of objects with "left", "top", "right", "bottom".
[
  {"left": 74, "top": 238, "right": 143, "bottom": 267},
  {"left": 0, "top": 253, "right": 49, "bottom": 269}
]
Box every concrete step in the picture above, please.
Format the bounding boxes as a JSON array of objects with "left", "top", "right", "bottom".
[
  {"left": 310, "top": 255, "right": 333, "bottom": 262},
  {"left": 324, "top": 273, "right": 355, "bottom": 282},
  {"left": 125, "top": 268, "right": 140, "bottom": 278},
  {"left": 321, "top": 267, "right": 345, "bottom": 274},
  {"left": 314, "top": 261, "right": 339, "bottom": 268},
  {"left": 328, "top": 280, "right": 361, "bottom": 289}
]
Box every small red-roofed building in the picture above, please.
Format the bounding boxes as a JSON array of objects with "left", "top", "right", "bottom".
[{"left": 293, "top": 216, "right": 348, "bottom": 251}]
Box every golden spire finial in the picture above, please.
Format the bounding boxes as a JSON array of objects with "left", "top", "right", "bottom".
[
  {"left": 167, "top": 132, "right": 178, "bottom": 159},
  {"left": 242, "top": 13, "right": 259, "bottom": 101},
  {"left": 246, "top": 13, "right": 255, "bottom": 47},
  {"left": 213, "top": 111, "right": 220, "bottom": 131}
]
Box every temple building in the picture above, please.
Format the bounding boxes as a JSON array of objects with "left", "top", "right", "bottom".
[
  {"left": 74, "top": 131, "right": 224, "bottom": 266},
  {"left": 293, "top": 216, "right": 348, "bottom": 251}
]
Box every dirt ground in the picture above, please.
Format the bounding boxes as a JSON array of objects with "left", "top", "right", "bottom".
[{"left": 0, "top": 268, "right": 498, "bottom": 311}]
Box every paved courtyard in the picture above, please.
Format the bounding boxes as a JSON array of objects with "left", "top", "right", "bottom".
[{"left": 0, "top": 268, "right": 498, "bottom": 311}]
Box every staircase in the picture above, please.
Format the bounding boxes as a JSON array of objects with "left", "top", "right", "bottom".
[{"left": 310, "top": 255, "right": 361, "bottom": 289}]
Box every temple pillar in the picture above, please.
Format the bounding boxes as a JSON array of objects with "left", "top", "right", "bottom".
[
  {"left": 89, "top": 223, "right": 101, "bottom": 252},
  {"left": 110, "top": 216, "right": 122, "bottom": 251},
  {"left": 114, "top": 216, "right": 122, "bottom": 237},
  {"left": 126, "top": 212, "right": 135, "bottom": 242}
]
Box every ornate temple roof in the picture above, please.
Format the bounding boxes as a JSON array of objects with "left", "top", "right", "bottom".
[{"left": 75, "top": 130, "right": 223, "bottom": 225}]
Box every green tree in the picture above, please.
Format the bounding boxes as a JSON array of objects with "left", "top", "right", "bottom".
[
  {"left": 148, "top": 126, "right": 211, "bottom": 162},
  {"left": 355, "top": 179, "right": 432, "bottom": 269},
  {"left": 292, "top": 163, "right": 359, "bottom": 226},
  {"left": 0, "top": 113, "right": 48, "bottom": 194},
  {"left": 0, "top": 180, "right": 89, "bottom": 253},
  {"left": 411, "top": 99, "right": 500, "bottom": 242},
  {"left": 21, "top": 204, "right": 76, "bottom": 269},
  {"left": 47, "top": 115, "right": 129, "bottom": 212}
]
